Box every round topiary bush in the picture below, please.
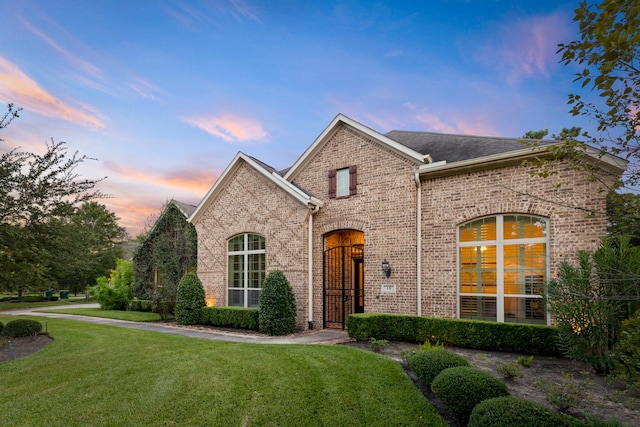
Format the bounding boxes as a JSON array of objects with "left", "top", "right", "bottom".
[
  {"left": 258, "top": 270, "right": 296, "bottom": 336},
  {"left": 407, "top": 349, "right": 470, "bottom": 385},
  {"left": 1, "top": 319, "right": 43, "bottom": 338},
  {"left": 468, "top": 396, "right": 565, "bottom": 427},
  {"left": 431, "top": 366, "right": 509, "bottom": 423},
  {"left": 175, "top": 272, "right": 206, "bottom": 325}
]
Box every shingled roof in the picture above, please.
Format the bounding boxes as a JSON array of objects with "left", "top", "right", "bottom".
[{"left": 385, "top": 130, "right": 554, "bottom": 163}]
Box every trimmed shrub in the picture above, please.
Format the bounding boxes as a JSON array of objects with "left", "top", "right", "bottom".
[
  {"left": 611, "top": 309, "right": 640, "bottom": 386},
  {"left": 258, "top": 270, "right": 296, "bottom": 336},
  {"left": 346, "top": 313, "right": 561, "bottom": 355},
  {"left": 407, "top": 349, "right": 470, "bottom": 385},
  {"left": 468, "top": 396, "right": 568, "bottom": 427},
  {"left": 431, "top": 366, "right": 509, "bottom": 423},
  {"left": 201, "top": 306, "right": 259, "bottom": 330},
  {"left": 128, "top": 299, "right": 153, "bottom": 312},
  {"left": 1, "top": 319, "right": 43, "bottom": 338},
  {"left": 175, "top": 273, "right": 206, "bottom": 325}
]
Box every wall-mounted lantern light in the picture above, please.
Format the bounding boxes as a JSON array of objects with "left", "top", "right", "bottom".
[{"left": 381, "top": 259, "right": 391, "bottom": 278}]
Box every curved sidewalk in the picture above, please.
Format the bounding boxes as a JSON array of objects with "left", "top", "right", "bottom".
[{"left": 0, "top": 304, "right": 350, "bottom": 345}]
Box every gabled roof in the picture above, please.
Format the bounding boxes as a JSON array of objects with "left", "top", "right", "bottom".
[
  {"left": 284, "top": 113, "right": 427, "bottom": 181},
  {"left": 172, "top": 200, "right": 197, "bottom": 218},
  {"left": 189, "top": 152, "right": 323, "bottom": 224},
  {"left": 385, "top": 130, "right": 556, "bottom": 163}
]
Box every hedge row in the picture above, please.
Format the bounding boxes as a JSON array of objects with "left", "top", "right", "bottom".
[
  {"left": 346, "top": 313, "right": 561, "bottom": 355},
  {"left": 128, "top": 299, "right": 153, "bottom": 312},
  {"left": 0, "top": 295, "right": 59, "bottom": 302},
  {"left": 200, "top": 306, "right": 259, "bottom": 330}
]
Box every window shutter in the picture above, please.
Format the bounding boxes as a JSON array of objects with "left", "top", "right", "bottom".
[
  {"left": 349, "top": 165, "right": 357, "bottom": 195},
  {"left": 328, "top": 169, "right": 336, "bottom": 198}
]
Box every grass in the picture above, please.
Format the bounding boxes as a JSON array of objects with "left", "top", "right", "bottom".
[
  {"left": 35, "top": 307, "right": 163, "bottom": 322},
  {"left": 0, "top": 315, "right": 446, "bottom": 426}
]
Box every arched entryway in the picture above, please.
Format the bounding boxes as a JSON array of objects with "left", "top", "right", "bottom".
[{"left": 323, "top": 230, "right": 364, "bottom": 329}]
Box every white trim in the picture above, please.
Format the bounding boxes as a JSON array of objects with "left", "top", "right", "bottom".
[
  {"left": 457, "top": 214, "right": 550, "bottom": 325},
  {"left": 284, "top": 113, "right": 425, "bottom": 181},
  {"left": 189, "top": 152, "right": 322, "bottom": 224}
]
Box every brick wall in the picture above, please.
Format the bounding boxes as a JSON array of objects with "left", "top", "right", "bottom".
[
  {"left": 292, "top": 124, "right": 421, "bottom": 326},
  {"left": 193, "top": 160, "right": 310, "bottom": 328},
  {"left": 420, "top": 161, "right": 614, "bottom": 318}
]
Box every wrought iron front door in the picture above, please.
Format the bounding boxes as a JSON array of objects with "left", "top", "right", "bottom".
[{"left": 323, "top": 244, "right": 364, "bottom": 329}]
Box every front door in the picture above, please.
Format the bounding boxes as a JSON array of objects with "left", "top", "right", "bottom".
[{"left": 323, "top": 230, "right": 364, "bottom": 329}]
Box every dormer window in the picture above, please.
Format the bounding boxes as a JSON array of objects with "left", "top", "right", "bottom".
[{"left": 329, "top": 165, "right": 357, "bottom": 198}]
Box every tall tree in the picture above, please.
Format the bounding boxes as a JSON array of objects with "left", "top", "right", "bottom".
[{"left": 0, "top": 104, "right": 106, "bottom": 294}]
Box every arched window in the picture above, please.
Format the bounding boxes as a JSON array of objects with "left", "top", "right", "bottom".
[
  {"left": 228, "top": 233, "right": 265, "bottom": 308},
  {"left": 458, "top": 215, "right": 548, "bottom": 324}
]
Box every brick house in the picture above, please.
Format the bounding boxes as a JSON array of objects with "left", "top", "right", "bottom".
[{"left": 189, "top": 114, "right": 625, "bottom": 330}]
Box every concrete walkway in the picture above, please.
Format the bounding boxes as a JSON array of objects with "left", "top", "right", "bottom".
[{"left": 0, "top": 304, "right": 351, "bottom": 345}]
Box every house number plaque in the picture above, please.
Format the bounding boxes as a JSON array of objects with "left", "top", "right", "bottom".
[{"left": 381, "top": 284, "right": 396, "bottom": 293}]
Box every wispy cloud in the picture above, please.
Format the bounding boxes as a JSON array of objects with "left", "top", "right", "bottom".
[
  {"left": 403, "top": 102, "right": 499, "bottom": 136},
  {"left": 183, "top": 113, "right": 269, "bottom": 143},
  {"left": 0, "top": 56, "right": 106, "bottom": 128},
  {"left": 129, "top": 78, "right": 164, "bottom": 102},
  {"left": 104, "top": 161, "right": 218, "bottom": 194},
  {"left": 469, "top": 11, "right": 571, "bottom": 84},
  {"left": 168, "top": 0, "right": 261, "bottom": 28}
]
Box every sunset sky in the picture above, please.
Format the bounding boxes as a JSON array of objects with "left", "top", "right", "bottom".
[{"left": 0, "top": 1, "right": 597, "bottom": 235}]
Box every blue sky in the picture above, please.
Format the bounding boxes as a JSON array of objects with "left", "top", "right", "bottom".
[{"left": 0, "top": 1, "right": 593, "bottom": 235}]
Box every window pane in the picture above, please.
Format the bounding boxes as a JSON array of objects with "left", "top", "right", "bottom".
[
  {"left": 459, "top": 246, "right": 496, "bottom": 294},
  {"left": 504, "top": 243, "right": 546, "bottom": 294},
  {"left": 248, "top": 253, "right": 265, "bottom": 288},
  {"left": 248, "top": 290, "right": 261, "bottom": 308},
  {"left": 504, "top": 215, "right": 547, "bottom": 239},
  {"left": 228, "top": 255, "right": 244, "bottom": 288},
  {"left": 228, "top": 289, "right": 244, "bottom": 307},
  {"left": 248, "top": 234, "right": 265, "bottom": 251},
  {"left": 504, "top": 297, "right": 546, "bottom": 324},
  {"left": 336, "top": 168, "right": 350, "bottom": 197},
  {"left": 460, "top": 296, "right": 496, "bottom": 321},
  {"left": 228, "top": 235, "right": 244, "bottom": 252},
  {"left": 460, "top": 217, "right": 496, "bottom": 242}
]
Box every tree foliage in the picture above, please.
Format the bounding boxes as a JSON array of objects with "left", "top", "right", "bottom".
[
  {"left": 558, "top": 0, "right": 640, "bottom": 183},
  {"left": 0, "top": 104, "right": 119, "bottom": 295},
  {"left": 545, "top": 237, "right": 640, "bottom": 373},
  {"left": 90, "top": 259, "right": 133, "bottom": 310},
  {"left": 132, "top": 201, "right": 197, "bottom": 318}
]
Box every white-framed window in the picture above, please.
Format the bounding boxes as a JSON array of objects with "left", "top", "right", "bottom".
[
  {"left": 336, "top": 168, "right": 350, "bottom": 197},
  {"left": 228, "top": 233, "right": 265, "bottom": 308},
  {"left": 458, "top": 214, "right": 548, "bottom": 324}
]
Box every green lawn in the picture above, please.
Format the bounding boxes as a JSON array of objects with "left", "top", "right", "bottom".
[
  {"left": 0, "top": 315, "right": 446, "bottom": 426},
  {"left": 0, "top": 297, "right": 92, "bottom": 311},
  {"left": 36, "top": 307, "right": 163, "bottom": 322}
]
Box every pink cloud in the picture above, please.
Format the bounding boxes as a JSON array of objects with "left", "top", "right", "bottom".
[
  {"left": 183, "top": 113, "right": 269, "bottom": 143},
  {"left": 104, "top": 161, "right": 219, "bottom": 195},
  {"left": 0, "top": 56, "right": 106, "bottom": 128},
  {"left": 471, "top": 12, "right": 571, "bottom": 84},
  {"left": 403, "top": 102, "right": 500, "bottom": 136}
]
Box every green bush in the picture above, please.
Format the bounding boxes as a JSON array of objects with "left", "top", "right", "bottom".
[
  {"left": 346, "top": 313, "right": 560, "bottom": 355},
  {"left": 128, "top": 299, "right": 153, "bottom": 312},
  {"left": 431, "top": 366, "right": 509, "bottom": 423},
  {"left": 0, "top": 321, "right": 3, "bottom": 335},
  {"left": 258, "top": 270, "right": 297, "bottom": 336},
  {"left": 407, "top": 349, "right": 469, "bottom": 385},
  {"left": 175, "top": 273, "right": 206, "bottom": 325},
  {"left": 468, "top": 396, "right": 568, "bottom": 427},
  {"left": 1, "top": 319, "right": 43, "bottom": 337},
  {"left": 201, "top": 306, "right": 259, "bottom": 330},
  {"left": 611, "top": 309, "right": 640, "bottom": 386},
  {"left": 90, "top": 259, "right": 134, "bottom": 310}
]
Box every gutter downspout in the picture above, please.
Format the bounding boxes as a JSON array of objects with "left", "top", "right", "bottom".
[
  {"left": 308, "top": 204, "right": 320, "bottom": 329},
  {"left": 414, "top": 172, "right": 422, "bottom": 317}
]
